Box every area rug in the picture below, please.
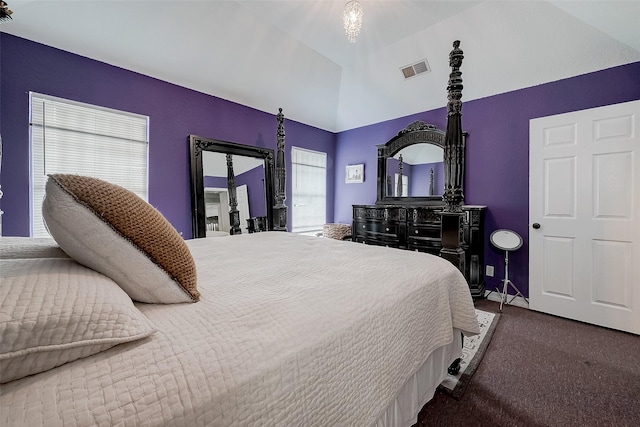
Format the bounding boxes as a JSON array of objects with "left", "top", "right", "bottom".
[{"left": 438, "top": 309, "right": 500, "bottom": 399}]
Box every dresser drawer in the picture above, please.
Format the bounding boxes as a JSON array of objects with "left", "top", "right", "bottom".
[
  {"left": 353, "top": 206, "right": 405, "bottom": 222},
  {"left": 407, "top": 224, "right": 440, "bottom": 239},
  {"left": 354, "top": 221, "right": 398, "bottom": 235},
  {"left": 355, "top": 233, "right": 401, "bottom": 248},
  {"left": 406, "top": 207, "right": 442, "bottom": 225},
  {"left": 407, "top": 236, "right": 442, "bottom": 255},
  {"left": 408, "top": 234, "right": 441, "bottom": 247}
]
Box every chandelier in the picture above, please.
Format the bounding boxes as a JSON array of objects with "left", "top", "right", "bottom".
[
  {"left": 0, "top": 1, "right": 13, "bottom": 22},
  {"left": 342, "top": 1, "right": 364, "bottom": 43}
]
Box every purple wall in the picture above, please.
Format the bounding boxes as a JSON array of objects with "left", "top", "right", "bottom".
[
  {"left": 236, "top": 166, "right": 267, "bottom": 218},
  {"left": 203, "top": 176, "right": 228, "bottom": 189},
  {"left": 2, "top": 33, "right": 639, "bottom": 297},
  {"left": 411, "top": 162, "right": 444, "bottom": 197},
  {"left": 335, "top": 107, "right": 449, "bottom": 217},
  {"left": 0, "top": 33, "right": 336, "bottom": 238},
  {"left": 335, "top": 61, "right": 640, "bottom": 297}
]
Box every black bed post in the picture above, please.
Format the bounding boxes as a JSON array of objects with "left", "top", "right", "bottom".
[
  {"left": 440, "top": 40, "right": 466, "bottom": 274},
  {"left": 396, "top": 154, "right": 404, "bottom": 197},
  {"left": 273, "top": 108, "right": 288, "bottom": 231},
  {"left": 226, "top": 154, "right": 242, "bottom": 235}
]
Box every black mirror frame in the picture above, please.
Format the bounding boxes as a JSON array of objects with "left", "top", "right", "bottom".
[
  {"left": 189, "top": 135, "right": 275, "bottom": 238},
  {"left": 376, "top": 121, "right": 466, "bottom": 205}
]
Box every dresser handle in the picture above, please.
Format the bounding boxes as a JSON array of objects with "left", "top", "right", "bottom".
[
  {"left": 415, "top": 230, "right": 419, "bottom": 234},
  {"left": 385, "top": 228, "right": 389, "bottom": 231},
  {"left": 362, "top": 225, "right": 365, "bottom": 229}
]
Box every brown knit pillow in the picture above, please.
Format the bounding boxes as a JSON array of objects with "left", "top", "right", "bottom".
[{"left": 42, "top": 174, "right": 199, "bottom": 303}]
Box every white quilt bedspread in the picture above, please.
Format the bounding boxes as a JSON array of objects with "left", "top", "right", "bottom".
[{"left": 1, "top": 232, "right": 479, "bottom": 426}]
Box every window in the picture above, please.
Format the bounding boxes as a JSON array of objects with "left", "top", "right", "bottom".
[
  {"left": 291, "top": 147, "right": 326, "bottom": 235},
  {"left": 30, "top": 93, "right": 149, "bottom": 237},
  {"left": 394, "top": 173, "right": 408, "bottom": 197}
]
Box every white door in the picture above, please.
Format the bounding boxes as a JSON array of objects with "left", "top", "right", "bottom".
[{"left": 529, "top": 100, "right": 640, "bottom": 335}]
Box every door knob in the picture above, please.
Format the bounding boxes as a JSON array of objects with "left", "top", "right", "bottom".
[{"left": 532, "top": 223, "right": 541, "bottom": 229}]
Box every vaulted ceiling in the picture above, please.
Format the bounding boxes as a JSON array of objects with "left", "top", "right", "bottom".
[{"left": 3, "top": 1, "right": 639, "bottom": 132}]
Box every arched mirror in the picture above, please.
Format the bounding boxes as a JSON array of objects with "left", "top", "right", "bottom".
[
  {"left": 189, "top": 135, "right": 275, "bottom": 238},
  {"left": 376, "top": 121, "right": 466, "bottom": 204},
  {"left": 386, "top": 144, "right": 445, "bottom": 197}
]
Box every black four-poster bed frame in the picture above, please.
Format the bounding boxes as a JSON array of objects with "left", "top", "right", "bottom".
[{"left": 191, "top": 40, "right": 468, "bottom": 272}]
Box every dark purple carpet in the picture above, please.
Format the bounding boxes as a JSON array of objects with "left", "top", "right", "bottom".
[{"left": 416, "top": 300, "right": 640, "bottom": 427}]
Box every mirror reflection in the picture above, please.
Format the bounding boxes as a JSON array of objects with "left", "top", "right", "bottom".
[
  {"left": 385, "top": 143, "right": 444, "bottom": 197},
  {"left": 202, "top": 151, "right": 267, "bottom": 235}
]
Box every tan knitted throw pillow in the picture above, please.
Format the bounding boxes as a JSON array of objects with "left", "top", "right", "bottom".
[{"left": 42, "top": 174, "right": 199, "bottom": 303}]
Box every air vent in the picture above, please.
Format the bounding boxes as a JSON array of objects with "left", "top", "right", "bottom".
[{"left": 400, "top": 59, "right": 431, "bottom": 80}]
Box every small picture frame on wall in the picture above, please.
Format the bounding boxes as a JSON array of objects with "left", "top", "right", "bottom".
[{"left": 345, "top": 164, "right": 364, "bottom": 184}]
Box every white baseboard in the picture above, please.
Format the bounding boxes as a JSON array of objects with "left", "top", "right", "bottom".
[{"left": 484, "top": 290, "right": 530, "bottom": 309}]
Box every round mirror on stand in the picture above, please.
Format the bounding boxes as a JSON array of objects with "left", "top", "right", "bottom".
[{"left": 489, "top": 229, "right": 528, "bottom": 311}]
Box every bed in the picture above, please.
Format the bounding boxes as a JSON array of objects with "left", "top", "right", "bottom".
[
  {"left": 1, "top": 232, "right": 478, "bottom": 426},
  {"left": 0, "top": 41, "right": 478, "bottom": 426}
]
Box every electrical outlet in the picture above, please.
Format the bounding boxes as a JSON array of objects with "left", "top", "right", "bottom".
[{"left": 486, "top": 265, "right": 494, "bottom": 277}]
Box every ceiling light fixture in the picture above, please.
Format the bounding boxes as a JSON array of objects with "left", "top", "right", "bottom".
[
  {"left": 343, "top": 1, "right": 364, "bottom": 43},
  {"left": 0, "top": 1, "right": 13, "bottom": 22}
]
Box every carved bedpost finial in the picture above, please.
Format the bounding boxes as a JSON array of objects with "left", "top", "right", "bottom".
[
  {"left": 443, "top": 40, "right": 465, "bottom": 212},
  {"left": 277, "top": 108, "right": 285, "bottom": 143},
  {"left": 273, "top": 108, "right": 287, "bottom": 231},
  {"left": 447, "top": 40, "right": 464, "bottom": 117},
  {"left": 449, "top": 40, "right": 463, "bottom": 67}
]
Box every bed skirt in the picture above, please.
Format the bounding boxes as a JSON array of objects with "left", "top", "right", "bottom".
[{"left": 374, "top": 330, "right": 462, "bottom": 427}]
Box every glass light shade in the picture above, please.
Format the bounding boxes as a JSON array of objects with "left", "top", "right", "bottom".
[{"left": 342, "top": 1, "right": 363, "bottom": 43}]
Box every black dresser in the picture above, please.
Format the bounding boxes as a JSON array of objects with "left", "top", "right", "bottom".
[{"left": 352, "top": 204, "right": 487, "bottom": 298}]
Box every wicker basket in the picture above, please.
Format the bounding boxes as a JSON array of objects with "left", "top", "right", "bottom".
[{"left": 322, "top": 223, "right": 351, "bottom": 240}]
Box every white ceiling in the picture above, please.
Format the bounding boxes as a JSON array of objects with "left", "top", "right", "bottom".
[
  {"left": 202, "top": 150, "right": 264, "bottom": 177},
  {"left": 3, "top": 0, "right": 639, "bottom": 132},
  {"left": 391, "top": 142, "right": 443, "bottom": 165}
]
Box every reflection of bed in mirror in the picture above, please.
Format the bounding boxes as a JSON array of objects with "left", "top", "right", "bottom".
[
  {"left": 202, "top": 151, "right": 267, "bottom": 235},
  {"left": 189, "top": 136, "right": 276, "bottom": 238},
  {"left": 387, "top": 143, "right": 445, "bottom": 197},
  {"left": 378, "top": 122, "right": 463, "bottom": 202}
]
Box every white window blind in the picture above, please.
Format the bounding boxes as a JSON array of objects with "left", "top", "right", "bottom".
[
  {"left": 291, "top": 147, "right": 326, "bottom": 234},
  {"left": 30, "top": 93, "right": 149, "bottom": 237}
]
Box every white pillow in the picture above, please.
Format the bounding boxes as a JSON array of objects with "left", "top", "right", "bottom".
[
  {"left": 0, "top": 236, "right": 70, "bottom": 259},
  {"left": 0, "top": 257, "right": 156, "bottom": 384},
  {"left": 42, "top": 174, "right": 199, "bottom": 304}
]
